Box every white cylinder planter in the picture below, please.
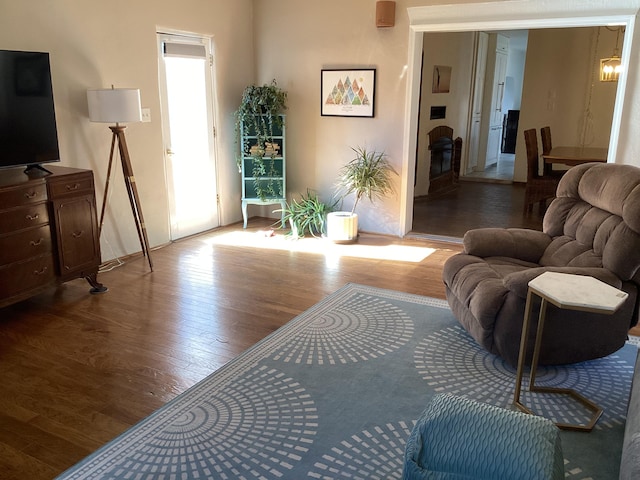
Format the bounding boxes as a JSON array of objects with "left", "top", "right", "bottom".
[{"left": 327, "top": 212, "right": 358, "bottom": 243}]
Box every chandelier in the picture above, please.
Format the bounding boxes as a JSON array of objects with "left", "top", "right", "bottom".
[{"left": 600, "top": 27, "right": 624, "bottom": 82}]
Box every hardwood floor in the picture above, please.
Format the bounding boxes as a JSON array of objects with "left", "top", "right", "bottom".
[
  {"left": 412, "top": 180, "right": 544, "bottom": 238},
  {"left": 2, "top": 197, "right": 638, "bottom": 478},
  {"left": 0, "top": 219, "right": 462, "bottom": 479}
]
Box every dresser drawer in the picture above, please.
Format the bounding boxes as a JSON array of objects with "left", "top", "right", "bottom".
[
  {"left": 0, "top": 254, "right": 55, "bottom": 298},
  {"left": 0, "top": 225, "right": 52, "bottom": 266},
  {"left": 48, "top": 173, "right": 94, "bottom": 199},
  {"left": 0, "top": 203, "right": 49, "bottom": 235},
  {"left": 0, "top": 183, "right": 47, "bottom": 208}
]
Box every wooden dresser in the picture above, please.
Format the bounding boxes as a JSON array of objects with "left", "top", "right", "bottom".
[{"left": 0, "top": 165, "right": 105, "bottom": 308}]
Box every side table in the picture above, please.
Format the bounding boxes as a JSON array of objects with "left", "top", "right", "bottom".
[{"left": 513, "top": 271, "right": 629, "bottom": 431}]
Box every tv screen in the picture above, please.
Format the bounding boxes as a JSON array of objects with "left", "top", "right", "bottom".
[{"left": 0, "top": 50, "right": 60, "bottom": 171}]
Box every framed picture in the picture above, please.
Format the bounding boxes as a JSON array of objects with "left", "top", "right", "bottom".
[
  {"left": 321, "top": 68, "right": 376, "bottom": 117},
  {"left": 432, "top": 65, "right": 452, "bottom": 94}
]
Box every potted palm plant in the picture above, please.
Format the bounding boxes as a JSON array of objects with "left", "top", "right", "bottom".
[{"left": 328, "top": 146, "right": 397, "bottom": 243}]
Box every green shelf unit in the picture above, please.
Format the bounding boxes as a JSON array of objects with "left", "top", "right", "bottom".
[{"left": 240, "top": 114, "right": 286, "bottom": 228}]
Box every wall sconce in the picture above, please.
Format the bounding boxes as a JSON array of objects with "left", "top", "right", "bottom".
[
  {"left": 376, "top": 1, "right": 395, "bottom": 28},
  {"left": 600, "top": 27, "right": 624, "bottom": 82}
]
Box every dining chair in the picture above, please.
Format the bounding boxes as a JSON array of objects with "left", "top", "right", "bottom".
[
  {"left": 540, "top": 126, "right": 552, "bottom": 155},
  {"left": 523, "top": 128, "right": 560, "bottom": 214},
  {"left": 540, "top": 126, "right": 565, "bottom": 178}
]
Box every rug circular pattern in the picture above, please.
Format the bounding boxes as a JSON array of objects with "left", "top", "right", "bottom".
[
  {"left": 414, "top": 325, "right": 633, "bottom": 428},
  {"left": 307, "top": 421, "right": 415, "bottom": 479},
  {"left": 272, "top": 293, "right": 414, "bottom": 365},
  {"left": 103, "top": 365, "right": 318, "bottom": 479}
]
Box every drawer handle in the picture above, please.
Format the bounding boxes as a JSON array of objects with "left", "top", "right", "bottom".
[
  {"left": 72, "top": 230, "right": 84, "bottom": 238},
  {"left": 24, "top": 191, "right": 38, "bottom": 199},
  {"left": 33, "top": 266, "right": 48, "bottom": 276},
  {"left": 30, "top": 238, "right": 44, "bottom": 246},
  {"left": 66, "top": 183, "right": 80, "bottom": 191},
  {"left": 26, "top": 213, "right": 40, "bottom": 221}
]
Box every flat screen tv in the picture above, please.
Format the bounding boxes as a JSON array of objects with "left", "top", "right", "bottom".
[{"left": 0, "top": 49, "right": 60, "bottom": 173}]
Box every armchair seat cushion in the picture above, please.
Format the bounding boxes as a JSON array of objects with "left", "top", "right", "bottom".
[{"left": 443, "top": 163, "right": 640, "bottom": 366}]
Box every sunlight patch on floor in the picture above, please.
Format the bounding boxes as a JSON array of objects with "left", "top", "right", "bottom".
[{"left": 204, "top": 230, "right": 437, "bottom": 263}]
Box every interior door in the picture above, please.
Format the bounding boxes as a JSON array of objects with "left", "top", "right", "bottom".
[
  {"left": 466, "top": 32, "right": 488, "bottom": 174},
  {"left": 157, "top": 33, "right": 219, "bottom": 240},
  {"left": 484, "top": 35, "right": 509, "bottom": 168}
]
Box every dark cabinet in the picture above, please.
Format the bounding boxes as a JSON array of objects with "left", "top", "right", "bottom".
[
  {"left": 48, "top": 171, "right": 101, "bottom": 281},
  {"left": 0, "top": 166, "right": 105, "bottom": 308}
]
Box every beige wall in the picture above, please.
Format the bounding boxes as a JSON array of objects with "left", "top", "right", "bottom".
[
  {"left": 255, "top": 0, "right": 640, "bottom": 236},
  {"left": 516, "top": 27, "right": 619, "bottom": 181},
  {"left": 253, "top": 0, "right": 413, "bottom": 235},
  {"left": 2, "top": 0, "right": 639, "bottom": 259},
  {"left": 0, "top": 0, "right": 253, "bottom": 259},
  {"left": 414, "top": 32, "right": 474, "bottom": 197}
]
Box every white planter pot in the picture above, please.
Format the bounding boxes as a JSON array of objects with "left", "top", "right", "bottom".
[{"left": 327, "top": 212, "right": 358, "bottom": 243}]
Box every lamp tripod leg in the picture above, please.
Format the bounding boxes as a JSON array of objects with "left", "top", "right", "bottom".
[
  {"left": 115, "top": 129, "right": 154, "bottom": 272},
  {"left": 98, "top": 132, "right": 118, "bottom": 239}
]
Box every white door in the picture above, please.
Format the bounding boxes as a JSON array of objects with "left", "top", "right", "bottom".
[
  {"left": 157, "top": 33, "right": 219, "bottom": 240},
  {"left": 485, "top": 44, "right": 508, "bottom": 167}
]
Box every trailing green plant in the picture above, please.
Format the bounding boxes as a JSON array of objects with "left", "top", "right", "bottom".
[
  {"left": 274, "top": 190, "right": 336, "bottom": 238},
  {"left": 234, "top": 80, "right": 287, "bottom": 200},
  {"left": 335, "top": 147, "right": 397, "bottom": 214}
]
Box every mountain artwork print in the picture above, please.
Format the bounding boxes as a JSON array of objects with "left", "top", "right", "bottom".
[{"left": 321, "top": 69, "right": 376, "bottom": 117}]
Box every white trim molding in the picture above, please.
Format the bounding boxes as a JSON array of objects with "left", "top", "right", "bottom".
[{"left": 400, "top": 0, "right": 640, "bottom": 236}]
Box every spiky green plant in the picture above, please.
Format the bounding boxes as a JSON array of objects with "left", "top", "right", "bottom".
[
  {"left": 274, "top": 190, "right": 336, "bottom": 238},
  {"left": 335, "top": 147, "right": 397, "bottom": 214}
]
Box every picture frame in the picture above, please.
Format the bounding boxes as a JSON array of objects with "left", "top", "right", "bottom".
[
  {"left": 432, "top": 65, "right": 452, "bottom": 94},
  {"left": 321, "top": 68, "right": 376, "bottom": 117}
]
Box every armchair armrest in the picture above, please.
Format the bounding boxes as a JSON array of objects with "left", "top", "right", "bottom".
[
  {"left": 503, "top": 267, "right": 623, "bottom": 299},
  {"left": 463, "top": 228, "right": 552, "bottom": 264}
]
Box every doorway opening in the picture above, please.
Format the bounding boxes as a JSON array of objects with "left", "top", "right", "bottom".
[
  {"left": 157, "top": 32, "right": 220, "bottom": 240},
  {"left": 401, "top": 5, "right": 633, "bottom": 238}
]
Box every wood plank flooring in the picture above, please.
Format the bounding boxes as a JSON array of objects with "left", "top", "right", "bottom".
[
  {"left": 0, "top": 219, "right": 462, "bottom": 479},
  {"left": 1, "top": 187, "right": 638, "bottom": 478},
  {"left": 412, "top": 180, "right": 544, "bottom": 238}
]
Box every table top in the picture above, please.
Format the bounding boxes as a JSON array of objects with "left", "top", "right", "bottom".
[
  {"left": 542, "top": 146, "right": 608, "bottom": 165},
  {"left": 528, "top": 272, "right": 628, "bottom": 313}
]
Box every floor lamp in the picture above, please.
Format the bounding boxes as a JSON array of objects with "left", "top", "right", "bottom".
[{"left": 87, "top": 87, "right": 153, "bottom": 271}]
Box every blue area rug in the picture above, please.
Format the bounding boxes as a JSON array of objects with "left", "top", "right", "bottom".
[{"left": 57, "top": 284, "right": 638, "bottom": 479}]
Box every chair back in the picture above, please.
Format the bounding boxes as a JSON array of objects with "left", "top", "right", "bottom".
[
  {"left": 540, "top": 126, "right": 552, "bottom": 155},
  {"left": 544, "top": 163, "right": 640, "bottom": 286},
  {"left": 428, "top": 125, "right": 454, "bottom": 146},
  {"left": 524, "top": 129, "right": 540, "bottom": 180}
]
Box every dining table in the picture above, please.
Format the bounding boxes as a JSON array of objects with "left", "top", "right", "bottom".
[{"left": 542, "top": 146, "right": 608, "bottom": 166}]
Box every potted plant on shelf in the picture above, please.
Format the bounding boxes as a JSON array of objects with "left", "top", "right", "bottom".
[
  {"left": 275, "top": 190, "right": 336, "bottom": 239},
  {"left": 234, "top": 80, "right": 287, "bottom": 200},
  {"left": 328, "top": 146, "right": 397, "bottom": 243}
]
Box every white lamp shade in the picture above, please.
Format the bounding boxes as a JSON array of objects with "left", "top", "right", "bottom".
[{"left": 87, "top": 88, "right": 142, "bottom": 123}]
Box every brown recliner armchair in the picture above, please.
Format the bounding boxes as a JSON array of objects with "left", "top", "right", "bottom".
[{"left": 443, "top": 162, "right": 640, "bottom": 366}]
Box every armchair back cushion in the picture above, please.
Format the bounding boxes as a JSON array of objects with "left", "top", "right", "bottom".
[{"left": 542, "top": 163, "right": 640, "bottom": 284}]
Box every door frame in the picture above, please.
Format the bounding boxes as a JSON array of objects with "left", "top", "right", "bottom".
[
  {"left": 156, "top": 30, "right": 221, "bottom": 239},
  {"left": 401, "top": 2, "right": 637, "bottom": 235}
]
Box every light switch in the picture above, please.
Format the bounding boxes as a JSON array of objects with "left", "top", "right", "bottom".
[{"left": 141, "top": 108, "right": 151, "bottom": 123}]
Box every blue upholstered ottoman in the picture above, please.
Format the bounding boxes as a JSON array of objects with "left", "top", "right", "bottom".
[{"left": 403, "top": 394, "right": 564, "bottom": 480}]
